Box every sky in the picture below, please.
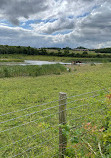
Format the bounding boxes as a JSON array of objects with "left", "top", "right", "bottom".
[{"left": 0, "top": 0, "right": 111, "bottom": 48}]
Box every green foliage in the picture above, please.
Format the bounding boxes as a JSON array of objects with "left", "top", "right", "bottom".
[
  {"left": 0, "top": 64, "right": 67, "bottom": 78},
  {"left": 95, "top": 48, "right": 111, "bottom": 53},
  {"left": 102, "top": 96, "right": 111, "bottom": 156}
]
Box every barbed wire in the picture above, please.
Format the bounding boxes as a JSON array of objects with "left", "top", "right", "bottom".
[
  {"left": 0, "top": 90, "right": 109, "bottom": 158},
  {"left": 0, "top": 103, "right": 108, "bottom": 151},
  {"left": 34, "top": 124, "right": 84, "bottom": 158},
  {"left": 0, "top": 112, "right": 57, "bottom": 133},
  {"left": 67, "top": 98, "right": 105, "bottom": 111},
  {"left": 0, "top": 104, "right": 59, "bottom": 125},
  {"left": 0, "top": 123, "right": 60, "bottom": 150},
  {"left": 10, "top": 135, "right": 59, "bottom": 158},
  {"left": 67, "top": 88, "right": 108, "bottom": 99},
  {"left": 0, "top": 112, "right": 108, "bottom": 158},
  {"left": 0, "top": 95, "right": 103, "bottom": 133},
  {"left": 0, "top": 88, "right": 107, "bottom": 117},
  {"left": 0, "top": 99, "right": 59, "bottom": 117},
  {"left": 10, "top": 124, "right": 83, "bottom": 158},
  {"left": 68, "top": 107, "right": 108, "bottom": 124},
  {"left": 0, "top": 93, "right": 100, "bottom": 125}
]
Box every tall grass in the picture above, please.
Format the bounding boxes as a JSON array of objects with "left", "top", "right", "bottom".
[
  {"left": 0, "top": 59, "right": 24, "bottom": 62},
  {"left": 0, "top": 64, "right": 67, "bottom": 78}
]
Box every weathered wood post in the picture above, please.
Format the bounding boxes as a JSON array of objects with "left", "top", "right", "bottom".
[{"left": 59, "top": 92, "right": 67, "bottom": 158}]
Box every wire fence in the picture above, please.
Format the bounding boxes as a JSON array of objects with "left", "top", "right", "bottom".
[{"left": 0, "top": 89, "right": 110, "bottom": 158}]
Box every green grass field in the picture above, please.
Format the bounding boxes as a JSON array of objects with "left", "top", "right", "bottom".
[
  {"left": 0, "top": 63, "right": 111, "bottom": 157},
  {"left": 0, "top": 54, "right": 111, "bottom": 63}
]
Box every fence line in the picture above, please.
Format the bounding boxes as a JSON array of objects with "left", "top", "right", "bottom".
[
  {"left": 0, "top": 96, "right": 104, "bottom": 133},
  {"left": 0, "top": 89, "right": 109, "bottom": 158},
  {"left": 0, "top": 88, "right": 107, "bottom": 117},
  {"left": 0, "top": 123, "right": 59, "bottom": 150},
  {"left": 68, "top": 108, "right": 107, "bottom": 123},
  {"left": 67, "top": 88, "right": 107, "bottom": 99},
  {"left": 10, "top": 135, "right": 59, "bottom": 158},
  {"left": 0, "top": 93, "right": 101, "bottom": 125},
  {"left": 11, "top": 123, "right": 84, "bottom": 158},
  {"left": 67, "top": 98, "right": 105, "bottom": 111},
  {"left": 1, "top": 109, "right": 107, "bottom": 156},
  {"left": 0, "top": 99, "right": 59, "bottom": 117},
  {"left": 0, "top": 102, "right": 107, "bottom": 134},
  {"left": 0, "top": 106, "right": 107, "bottom": 151}
]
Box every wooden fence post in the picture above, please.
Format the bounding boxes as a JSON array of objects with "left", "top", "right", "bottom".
[{"left": 59, "top": 92, "right": 67, "bottom": 158}]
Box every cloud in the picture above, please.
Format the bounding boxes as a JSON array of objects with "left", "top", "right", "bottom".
[
  {"left": 0, "top": 0, "right": 52, "bottom": 25},
  {"left": 0, "top": 25, "right": 54, "bottom": 47},
  {"left": 0, "top": 0, "right": 104, "bottom": 25},
  {"left": 50, "top": 0, "right": 111, "bottom": 48},
  {"left": 0, "top": 0, "right": 111, "bottom": 48},
  {"left": 30, "top": 17, "right": 75, "bottom": 34}
]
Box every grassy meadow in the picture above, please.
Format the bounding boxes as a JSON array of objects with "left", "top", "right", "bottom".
[{"left": 0, "top": 63, "right": 111, "bottom": 157}]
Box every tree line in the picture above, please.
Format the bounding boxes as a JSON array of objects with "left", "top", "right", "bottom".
[
  {"left": 95, "top": 48, "right": 111, "bottom": 53},
  {"left": 0, "top": 45, "right": 111, "bottom": 58}
]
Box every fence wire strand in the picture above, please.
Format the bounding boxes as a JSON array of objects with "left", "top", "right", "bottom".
[
  {"left": 0, "top": 105, "right": 107, "bottom": 151},
  {"left": 0, "top": 99, "right": 59, "bottom": 117},
  {"left": 0, "top": 93, "right": 100, "bottom": 125},
  {"left": 0, "top": 98, "right": 107, "bottom": 134},
  {"left": 0, "top": 89, "right": 109, "bottom": 158},
  {"left": 0, "top": 88, "right": 107, "bottom": 117}
]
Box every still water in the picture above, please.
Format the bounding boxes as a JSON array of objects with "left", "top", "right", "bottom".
[
  {"left": 0, "top": 60, "right": 102, "bottom": 66},
  {"left": 0, "top": 60, "right": 71, "bottom": 66}
]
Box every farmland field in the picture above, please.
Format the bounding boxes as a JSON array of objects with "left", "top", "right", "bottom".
[{"left": 0, "top": 63, "right": 111, "bottom": 157}]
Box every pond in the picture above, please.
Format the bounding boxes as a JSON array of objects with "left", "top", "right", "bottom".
[
  {"left": 0, "top": 60, "right": 103, "bottom": 66},
  {"left": 0, "top": 60, "right": 71, "bottom": 66}
]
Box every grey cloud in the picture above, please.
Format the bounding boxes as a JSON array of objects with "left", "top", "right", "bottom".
[
  {"left": 60, "top": 1, "right": 111, "bottom": 47},
  {"left": 0, "top": 0, "right": 8, "bottom": 7},
  {"left": 51, "top": 0, "right": 111, "bottom": 48},
  {"left": 0, "top": 0, "right": 50, "bottom": 25},
  {"left": 0, "top": 0, "right": 111, "bottom": 49},
  {"left": 0, "top": 0, "right": 105, "bottom": 26},
  {"left": 42, "top": 18, "right": 75, "bottom": 34},
  {"left": 0, "top": 25, "right": 53, "bottom": 47},
  {"left": 81, "top": 10, "right": 111, "bottom": 29}
]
